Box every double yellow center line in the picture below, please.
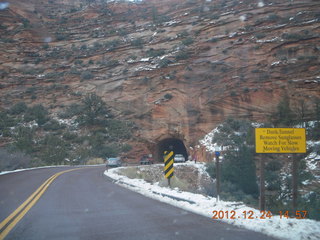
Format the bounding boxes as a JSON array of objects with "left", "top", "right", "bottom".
[{"left": 0, "top": 168, "right": 80, "bottom": 240}]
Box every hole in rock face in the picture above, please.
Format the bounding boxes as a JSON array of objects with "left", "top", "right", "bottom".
[{"left": 155, "top": 138, "right": 188, "bottom": 162}]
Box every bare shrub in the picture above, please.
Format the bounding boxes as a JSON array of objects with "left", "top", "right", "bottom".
[{"left": 0, "top": 148, "right": 32, "bottom": 172}]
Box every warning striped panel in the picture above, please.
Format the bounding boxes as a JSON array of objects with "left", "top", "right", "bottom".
[{"left": 164, "top": 151, "right": 174, "bottom": 179}]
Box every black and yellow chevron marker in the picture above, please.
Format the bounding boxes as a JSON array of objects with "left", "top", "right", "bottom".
[{"left": 164, "top": 150, "right": 174, "bottom": 179}]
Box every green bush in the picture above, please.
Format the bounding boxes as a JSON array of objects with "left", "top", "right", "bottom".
[
  {"left": 299, "top": 191, "right": 320, "bottom": 220},
  {"left": 282, "top": 33, "right": 304, "bottom": 41},
  {"left": 206, "top": 162, "right": 216, "bottom": 178},
  {"left": 104, "top": 39, "right": 121, "bottom": 51},
  {"left": 56, "top": 33, "right": 69, "bottom": 41},
  {"left": 80, "top": 71, "right": 94, "bottom": 81},
  {"left": 255, "top": 32, "right": 266, "bottom": 39},
  {"left": 131, "top": 38, "right": 144, "bottom": 48},
  {"left": 159, "top": 58, "right": 171, "bottom": 68},
  {"left": 175, "top": 51, "right": 189, "bottom": 61},
  {"left": 105, "top": 119, "right": 133, "bottom": 140},
  {"left": 24, "top": 104, "right": 49, "bottom": 126},
  {"left": 0, "top": 112, "right": 15, "bottom": 137},
  {"left": 91, "top": 141, "right": 120, "bottom": 159},
  {"left": 62, "top": 132, "right": 78, "bottom": 141},
  {"left": 39, "top": 135, "right": 68, "bottom": 165},
  {"left": 105, "top": 60, "right": 119, "bottom": 67},
  {"left": 146, "top": 49, "right": 165, "bottom": 58},
  {"left": 267, "top": 14, "right": 281, "bottom": 22},
  {"left": 120, "top": 144, "right": 132, "bottom": 153},
  {"left": 59, "top": 103, "right": 83, "bottom": 119},
  {"left": 177, "top": 30, "right": 189, "bottom": 38},
  {"left": 12, "top": 126, "right": 35, "bottom": 154},
  {"left": 75, "top": 59, "right": 83, "bottom": 65},
  {"left": 69, "top": 67, "right": 81, "bottom": 75},
  {"left": 43, "top": 119, "right": 65, "bottom": 131},
  {"left": 164, "top": 93, "right": 173, "bottom": 100},
  {"left": 181, "top": 37, "right": 194, "bottom": 46}
]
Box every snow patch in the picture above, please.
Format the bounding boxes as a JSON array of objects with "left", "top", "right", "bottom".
[
  {"left": 271, "top": 61, "right": 282, "bottom": 66},
  {"left": 163, "top": 20, "right": 179, "bottom": 27},
  {"left": 140, "top": 58, "right": 150, "bottom": 62},
  {"left": 239, "top": 15, "right": 246, "bottom": 22},
  {"left": 256, "top": 37, "right": 281, "bottom": 43},
  {"left": 199, "top": 128, "right": 221, "bottom": 153},
  {"left": 135, "top": 65, "right": 158, "bottom": 71}
]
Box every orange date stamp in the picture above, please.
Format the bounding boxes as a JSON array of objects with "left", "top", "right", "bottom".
[{"left": 212, "top": 210, "right": 308, "bottom": 220}]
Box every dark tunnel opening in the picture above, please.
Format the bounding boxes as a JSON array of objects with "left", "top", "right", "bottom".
[{"left": 155, "top": 138, "right": 188, "bottom": 162}]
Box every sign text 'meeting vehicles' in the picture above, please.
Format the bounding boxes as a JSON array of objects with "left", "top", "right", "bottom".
[{"left": 255, "top": 128, "right": 306, "bottom": 154}]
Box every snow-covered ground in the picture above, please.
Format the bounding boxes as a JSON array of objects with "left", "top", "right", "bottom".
[
  {"left": 0, "top": 166, "right": 60, "bottom": 176},
  {"left": 104, "top": 162, "right": 320, "bottom": 240},
  {"left": 0, "top": 164, "right": 105, "bottom": 176}
]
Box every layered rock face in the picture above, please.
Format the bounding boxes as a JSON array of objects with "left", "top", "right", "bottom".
[{"left": 1, "top": 0, "right": 319, "bottom": 160}]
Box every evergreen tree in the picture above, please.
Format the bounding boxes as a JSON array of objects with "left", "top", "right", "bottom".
[
  {"left": 77, "top": 93, "right": 111, "bottom": 126},
  {"left": 211, "top": 118, "right": 259, "bottom": 199},
  {"left": 271, "top": 95, "right": 296, "bottom": 127},
  {"left": 222, "top": 144, "right": 258, "bottom": 196},
  {"left": 310, "top": 98, "right": 320, "bottom": 139}
]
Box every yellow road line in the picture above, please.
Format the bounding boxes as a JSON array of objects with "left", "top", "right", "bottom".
[
  {"left": 0, "top": 168, "right": 81, "bottom": 240},
  {"left": 0, "top": 174, "right": 56, "bottom": 231}
]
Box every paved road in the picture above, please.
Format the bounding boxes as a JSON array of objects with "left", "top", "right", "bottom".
[{"left": 0, "top": 166, "right": 277, "bottom": 240}]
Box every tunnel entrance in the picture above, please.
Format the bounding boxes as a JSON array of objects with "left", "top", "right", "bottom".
[{"left": 155, "top": 138, "right": 188, "bottom": 162}]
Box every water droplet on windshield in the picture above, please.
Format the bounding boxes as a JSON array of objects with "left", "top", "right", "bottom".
[
  {"left": 0, "top": 2, "right": 9, "bottom": 10},
  {"left": 239, "top": 15, "right": 246, "bottom": 22},
  {"left": 44, "top": 37, "right": 52, "bottom": 43}
]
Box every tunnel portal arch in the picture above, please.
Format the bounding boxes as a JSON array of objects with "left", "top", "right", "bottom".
[{"left": 155, "top": 138, "right": 188, "bottom": 162}]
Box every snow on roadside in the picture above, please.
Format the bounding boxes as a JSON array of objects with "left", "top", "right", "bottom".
[
  {"left": 0, "top": 166, "right": 62, "bottom": 176},
  {"left": 199, "top": 128, "right": 220, "bottom": 152},
  {"left": 105, "top": 165, "right": 320, "bottom": 240},
  {"left": 0, "top": 164, "right": 105, "bottom": 176}
]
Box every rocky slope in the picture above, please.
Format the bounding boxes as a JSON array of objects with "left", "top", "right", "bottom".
[{"left": 1, "top": 0, "right": 319, "bottom": 160}]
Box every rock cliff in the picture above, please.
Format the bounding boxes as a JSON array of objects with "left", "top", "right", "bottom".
[{"left": 1, "top": 0, "right": 319, "bottom": 161}]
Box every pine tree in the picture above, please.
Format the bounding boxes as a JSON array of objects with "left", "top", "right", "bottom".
[
  {"left": 211, "top": 118, "right": 259, "bottom": 198},
  {"left": 271, "top": 95, "right": 296, "bottom": 127},
  {"left": 77, "top": 93, "right": 111, "bottom": 126}
]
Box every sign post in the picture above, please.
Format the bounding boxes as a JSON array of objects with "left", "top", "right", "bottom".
[
  {"left": 259, "top": 156, "right": 265, "bottom": 211},
  {"left": 164, "top": 151, "right": 174, "bottom": 187},
  {"left": 215, "top": 151, "right": 221, "bottom": 202},
  {"left": 255, "top": 128, "right": 306, "bottom": 212}
]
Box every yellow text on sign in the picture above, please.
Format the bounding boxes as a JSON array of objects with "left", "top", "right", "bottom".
[{"left": 255, "top": 128, "right": 306, "bottom": 153}]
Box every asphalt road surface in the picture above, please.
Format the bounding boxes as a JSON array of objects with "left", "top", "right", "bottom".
[{"left": 0, "top": 166, "right": 277, "bottom": 240}]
